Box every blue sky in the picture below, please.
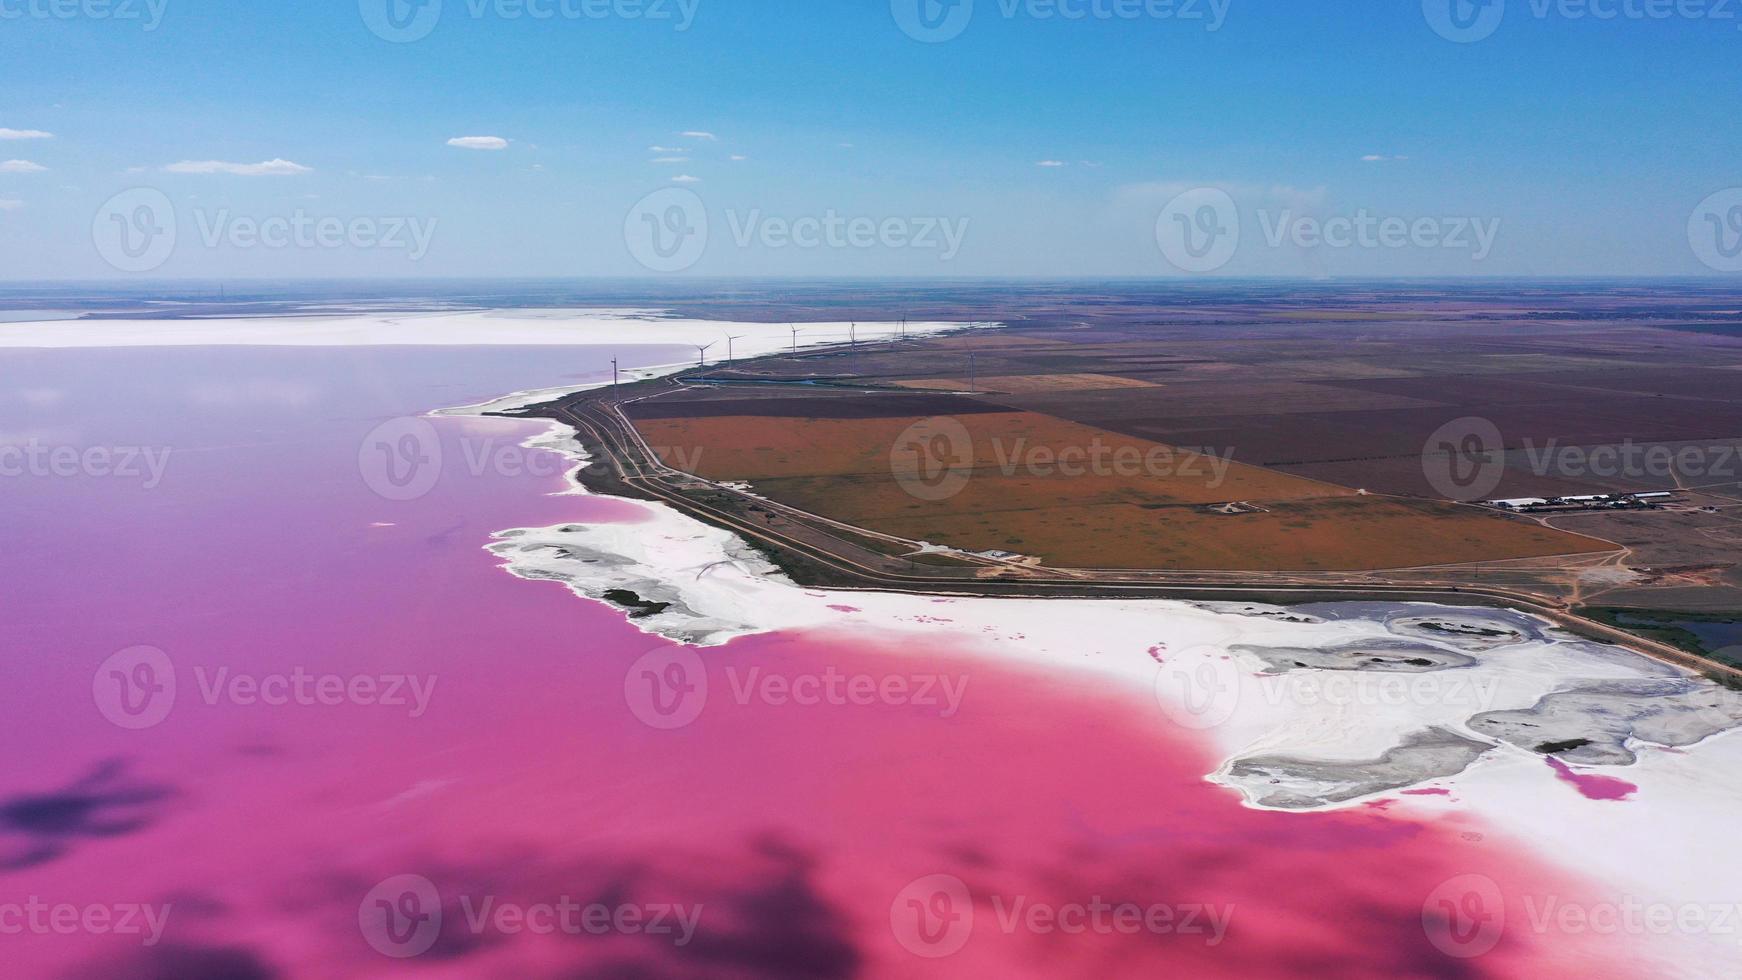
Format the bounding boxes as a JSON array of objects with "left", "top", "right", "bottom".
[{"left": 1, "top": 0, "right": 1739, "bottom": 278}]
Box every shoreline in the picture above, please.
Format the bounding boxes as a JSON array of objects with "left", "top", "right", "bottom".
[
  {"left": 474, "top": 442, "right": 1742, "bottom": 817},
  {"left": 439, "top": 324, "right": 1742, "bottom": 826},
  {"left": 505, "top": 330, "right": 1742, "bottom": 688}
]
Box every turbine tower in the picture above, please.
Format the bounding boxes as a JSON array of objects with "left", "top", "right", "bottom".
[{"left": 724, "top": 333, "right": 745, "bottom": 365}]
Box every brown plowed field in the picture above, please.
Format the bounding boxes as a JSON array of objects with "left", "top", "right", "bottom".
[
  {"left": 624, "top": 392, "right": 1008, "bottom": 419},
  {"left": 630, "top": 409, "right": 1613, "bottom": 571},
  {"left": 892, "top": 373, "right": 1161, "bottom": 394},
  {"left": 874, "top": 496, "right": 1605, "bottom": 571}
]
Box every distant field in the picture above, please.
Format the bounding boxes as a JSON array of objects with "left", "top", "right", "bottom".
[
  {"left": 595, "top": 281, "right": 1742, "bottom": 606},
  {"left": 629, "top": 404, "right": 1612, "bottom": 572},
  {"left": 892, "top": 373, "right": 1159, "bottom": 394}
]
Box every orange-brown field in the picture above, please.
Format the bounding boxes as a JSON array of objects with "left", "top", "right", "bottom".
[
  {"left": 631, "top": 410, "right": 1614, "bottom": 571},
  {"left": 873, "top": 497, "right": 1602, "bottom": 571},
  {"left": 892, "top": 373, "right": 1160, "bottom": 394}
]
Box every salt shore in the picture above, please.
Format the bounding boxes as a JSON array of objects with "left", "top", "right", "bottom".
[
  {"left": 485, "top": 480, "right": 1742, "bottom": 971},
  {"left": 486, "top": 481, "right": 1742, "bottom": 805},
  {"left": 0, "top": 307, "right": 970, "bottom": 352}
]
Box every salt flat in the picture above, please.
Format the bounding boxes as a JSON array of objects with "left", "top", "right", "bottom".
[{"left": 0, "top": 308, "right": 971, "bottom": 349}]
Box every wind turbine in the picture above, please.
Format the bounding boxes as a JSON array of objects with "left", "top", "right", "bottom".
[
  {"left": 695, "top": 342, "right": 715, "bottom": 369},
  {"left": 724, "top": 333, "right": 745, "bottom": 365},
  {"left": 789, "top": 323, "right": 801, "bottom": 354}
]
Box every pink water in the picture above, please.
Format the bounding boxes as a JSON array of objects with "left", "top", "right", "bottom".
[
  {"left": 1546, "top": 758, "right": 1639, "bottom": 802},
  {"left": 2, "top": 346, "right": 1641, "bottom": 977}
]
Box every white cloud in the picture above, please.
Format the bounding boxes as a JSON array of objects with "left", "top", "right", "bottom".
[
  {"left": 1361, "top": 154, "right": 1410, "bottom": 162},
  {"left": 0, "top": 160, "right": 47, "bottom": 173},
  {"left": 0, "top": 128, "right": 53, "bottom": 140},
  {"left": 1036, "top": 160, "right": 1067, "bottom": 168},
  {"left": 729, "top": 154, "right": 748, "bottom": 162},
  {"left": 0, "top": 199, "right": 22, "bottom": 211},
  {"left": 680, "top": 131, "right": 718, "bottom": 141},
  {"left": 650, "top": 156, "right": 689, "bottom": 164},
  {"left": 649, "top": 145, "right": 685, "bottom": 153},
  {"left": 447, "top": 136, "right": 509, "bottom": 151},
  {"left": 164, "top": 159, "right": 312, "bottom": 176},
  {"left": 671, "top": 174, "right": 701, "bottom": 183}
]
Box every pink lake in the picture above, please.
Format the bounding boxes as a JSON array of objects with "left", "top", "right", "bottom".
[
  {"left": 1, "top": 344, "right": 1644, "bottom": 977},
  {"left": 1546, "top": 758, "right": 1639, "bottom": 802}
]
